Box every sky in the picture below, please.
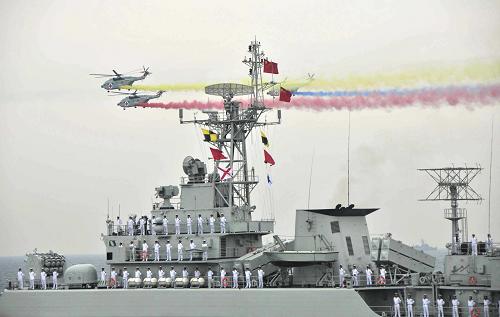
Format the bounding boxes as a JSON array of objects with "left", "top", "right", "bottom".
[{"left": 0, "top": 0, "right": 499, "bottom": 256}]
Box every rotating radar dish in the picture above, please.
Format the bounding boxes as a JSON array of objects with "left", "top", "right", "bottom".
[{"left": 205, "top": 83, "right": 253, "bottom": 100}]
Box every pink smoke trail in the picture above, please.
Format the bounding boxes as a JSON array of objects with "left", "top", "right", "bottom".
[{"left": 141, "top": 84, "right": 500, "bottom": 111}]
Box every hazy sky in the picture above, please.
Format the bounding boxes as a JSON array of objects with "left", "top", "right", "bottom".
[{"left": 0, "top": 0, "right": 499, "bottom": 256}]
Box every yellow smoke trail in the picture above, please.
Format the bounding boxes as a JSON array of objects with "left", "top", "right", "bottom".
[
  {"left": 303, "top": 60, "right": 500, "bottom": 90},
  {"left": 120, "top": 83, "right": 207, "bottom": 91},
  {"left": 121, "top": 60, "right": 500, "bottom": 92}
]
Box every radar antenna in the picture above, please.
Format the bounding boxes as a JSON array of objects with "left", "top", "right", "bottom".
[
  {"left": 179, "top": 39, "right": 281, "bottom": 208},
  {"left": 418, "top": 166, "right": 482, "bottom": 251}
]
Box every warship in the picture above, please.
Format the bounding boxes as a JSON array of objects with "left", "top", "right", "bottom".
[{"left": 0, "top": 40, "right": 499, "bottom": 317}]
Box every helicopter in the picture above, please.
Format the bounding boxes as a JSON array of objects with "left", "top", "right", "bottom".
[
  {"left": 113, "top": 90, "right": 165, "bottom": 109},
  {"left": 267, "top": 73, "right": 315, "bottom": 97},
  {"left": 90, "top": 66, "right": 151, "bottom": 92}
]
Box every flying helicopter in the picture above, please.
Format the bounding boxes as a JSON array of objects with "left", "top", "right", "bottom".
[
  {"left": 267, "top": 73, "right": 315, "bottom": 97},
  {"left": 113, "top": 90, "right": 165, "bottom": 110},
  {"left": 90, "top": 66, "right": 151, "bottom": 92}
]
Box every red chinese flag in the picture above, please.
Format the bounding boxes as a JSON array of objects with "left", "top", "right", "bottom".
[
  {"left": 264, "top": 149, "right": 276, "bottom": 166},
  {"left": 210, "top": 148, "right": 227, "bottom": 160},
  {"left": 279, "top": 87, "right": 292, "bottom": 102},
  {"left": 263, "top": 60, "right": 279, "bottom": 74}
]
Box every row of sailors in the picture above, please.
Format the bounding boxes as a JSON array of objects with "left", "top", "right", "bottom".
[
  {"left": 126, "top": 239, "right": 210, "bottom": 262},
  {"left": 16, "top": 268, "right": 58, "bottom": 290},
  {"left": 102, "top": 266, "right": 266, "bottom": 289},
  {"left": 111, "top": 214, "right": 228, "bottom": 236},
  {"left": 453, "top": 233, "right": 493, "bottom": 256},
  {"left": 339, "top": 264, "right": 387, "bottom": 287},
  {"left": 392, "top": 293, "right": 499, "bottom": 317}
]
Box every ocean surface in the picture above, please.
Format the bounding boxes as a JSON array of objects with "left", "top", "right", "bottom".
[{"left": 0, "top": 254, "right": 106, "bottom": 291}]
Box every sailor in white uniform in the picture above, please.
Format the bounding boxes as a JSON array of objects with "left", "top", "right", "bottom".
[
  {"left": 351, "top": 265, "right": 359, "bottom": 287},
  {"left": 406, "top": 294, "right": 415, "bottom": 317},
  {"left": 175, "top": 215, "right": 181, "bottom": 235},
  {"left": 451, "top": 295, "right": 460, "bottom": 317},
  {"left": 471, "top": 234, "right": 478, "bottom": 256},
  {"left": 110, "top": 267, "right": 117, "bottom": 288},
  {"left": 127, "top": 217, "right": 134, "bottom": 236},
  {"left": 129, "top": 241, "right": 135, "bottom": 261},
  {"left": 142, "top": 240, "right": 149, "bottom": 261},
  {"left": 17, "top": 268, "right": 24, "bottom": 289},
  {"left": 186, "top": 215, "right": 193, "bottom": 235},
  {"left": 202, "top": 240, "right": 208, "bottom": 261},
  {"left": 182, "top": 267, "right": 189, "bottom": 283},
  {"left": 52, "top": 270, "right": 58, "bottom": 289},
  {"left": 436, "top": 294, "right": 445, "bottom": 317},
  {"left": 116, "top": 216, "right": 123, "bottom": 235},
  {"left": 165, "top": 240, "right": 172, "bottom": 261},
  {"left": 169, "top": 266, "right": 176, "bottom": 288},
  {"left": 197, "top": 214, "right": 204, "bottom": 235},
  {"left": 257, "top": 266, "right": 264, "bottom": 288},
  {"left": 393, "top": 293, "right": 402, "bottom": 317},
  {"left": 209, "top": 214, "right": 215, "bottom": 234},
  {"left": 151, "top": 216, "right": 157, "bottom": 236},
  {"left": 339, "top": 265, "right": 345, "bottom": 287},
  {"left": 486, "top": 234, "right": 493, "bottom": 254},
  {"left": 135, "top": 268, "right": 141, "bottom": 284},
  {"left": 177, "top": 240, "right": 184, "bottom": 261},
  {"left": 207, "top": 267, "right": 214, "bottom": 288},
  {"left": 158, "top": 266, "right": 165, "bottom": 279},
  {"left": 232, "top": 268, "right": 239, "bottom": 288},
  {"left": 422, "top": 294, "right": 430, "bottom": 317},
  {"left": 146, "top": 268, "right": 152, "bottom": 279},
  {"left": 365, "top": 265, "right": 373, "bottom": 286},
  {"left": 100, "top": 268, "right": 107, "bottom": 286},
  {"left": 194, "top": 267, "right": 201, "bottom": 279},
  {"left": 40, "top": 269, "right": 47, "bottom": 290},
  {"left": 163, "top": 216, "right": 169, "bottom": 235},
  {"left": 154, "top": 241, "right": 160, "bottom": 261},
  {"left": 467, "top": 296, "right": 476, "bottom": 317},
  {"left": 483, "top": 295, "right": 491, "bottom": 317},
  {"left": 220, "top": 268, "right": 227, "bottom": 288},
  {"left": 220, "top": 214, "right": 227, "bottom": 233},
  {"left": 28, "top": 268, "right": 35, "bottom": 290},
  {"left": 139, "top": 217, "right": 146, "bottom": 235},
  {"left": 245, "top": 268, "right": 252, "bottom": 288},
  {"left": 122, "top": 268, "right": 129, "bottom": 289},
  {"left": 189, "top": 240, "right": 196, "bottom": 261}
]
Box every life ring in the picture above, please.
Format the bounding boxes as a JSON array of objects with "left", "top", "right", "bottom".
[
  {"left": 222, "top": 277, "right": 228, "bottom": 288},
  {"left": 472, "top": 307, "right": 480, "bottom": 317},
  {"left": 468, "top": 276, "right": 477, "bottom": 285},
  {"left": 377, "top": 276, "right": 385, "bottom": 285}
]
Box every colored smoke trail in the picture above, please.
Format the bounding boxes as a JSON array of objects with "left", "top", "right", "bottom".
[
  {"left": 141, "top": 84, "right": 500, "bottom": 111},
  {"left": 121, "top": 61, "right": 500, "bottom": 92},
  {"left": 302, "top": 61, "right": 500, "bottom": 90},
  {"left": 277, "top": 84, "right": 500, "bottom": 110},
  {"left": 143, "top": 100, "right": 224, "bottom": 110},
  {"left": 121, "top": 83, "right": 207, "bottom": 92}
]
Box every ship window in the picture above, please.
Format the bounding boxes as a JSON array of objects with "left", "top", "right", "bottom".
[
  {"left": 345, "top": 236, "right": 354, "bottom": 256},
  {"left": 108, "top": 240, "right": 116, "bottom": 247},
  {"left": 362, "top": 236, "right": 371, "bottom": 255},
  {"left": 107, "top": 252, "right": 113, "bottom": 260},
  {"left": 330, "top": 221, "right": 340, "bottom": 233}
]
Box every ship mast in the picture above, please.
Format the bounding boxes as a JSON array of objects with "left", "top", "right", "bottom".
[{"left": 180, "top": 39, "right": 280, "bottom": 210}]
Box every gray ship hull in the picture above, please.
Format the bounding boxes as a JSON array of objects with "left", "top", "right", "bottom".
[{"left": 0, "top": 288, "right": 378, "bottom": 317}]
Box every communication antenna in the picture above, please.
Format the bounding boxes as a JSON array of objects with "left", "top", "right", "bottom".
[
  {"left": 418, "top": 166, "right": 482, "bottom": 250},
  {"left": 307, "top": 149, "right": 315, "bottom": 209},
  {"left": 487, "top": 117, "right": 494, "bottom": 233},
  {"left": 179, "top": 39, "right": 280, "bottom": 209},
  {"left": 347, "top": 110, "right": 351, "bottom": 206}
]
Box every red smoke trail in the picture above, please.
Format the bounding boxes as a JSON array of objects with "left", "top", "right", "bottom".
[
  {"left": 141, "top": 84, "right": 500, "bottom": 111},
  {"left": 272, "top": 84, "right": 500, "bottom": 110}
]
